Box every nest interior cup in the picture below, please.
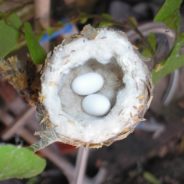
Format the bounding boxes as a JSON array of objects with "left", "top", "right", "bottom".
[{"left": 38, "top": 25, "right": 153, "bottom": 149}]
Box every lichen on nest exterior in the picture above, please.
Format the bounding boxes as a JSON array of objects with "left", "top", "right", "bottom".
[{"left": 32, "top": 25, "right": 153, "bottom": 151}]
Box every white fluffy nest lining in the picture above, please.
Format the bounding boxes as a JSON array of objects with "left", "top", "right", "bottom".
[{"left": 33, "top": 25, "right": 153, "bottom": 151}]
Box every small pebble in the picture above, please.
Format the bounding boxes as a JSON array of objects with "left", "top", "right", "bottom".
[
  {"left": 82, "top": 94, "right": 111, "bottom": 116},
  {"left": 71, "top": 72, "right": 104, "bottom": 95}
]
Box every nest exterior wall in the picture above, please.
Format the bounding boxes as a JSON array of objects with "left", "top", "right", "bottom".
[{"left": 34, "top": 25, "right": 153, "bottom": 150}]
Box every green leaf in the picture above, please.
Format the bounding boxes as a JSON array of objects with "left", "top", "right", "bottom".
[
  {"left": 0, "top": 145, "right": 46, "bottom": 180},
  {"left": 152, "top": 33, "right": 184, "bottom": 83},
  {"left": 6, "top": 13, "right": 22, "bottom": 29},
  {"left": 0, "top": 13, "right": 22, "bottom": 57},
  {"left": 143, "top": 171, "right": 161, "bottom": 184},
  {"left": 98, "top": 13, "right": 114, "bottom": 27},
  {"left": 79, "top": 13, "right": 89, "bottom": 24},
  {"left": 23, "top": 22, "right": 46, "bottom": 64},
  {"left": 154, "top": 0, "right": 182, "bottom": 31},
  {"left": 99, "top": 21, "right": 113, "bottom": 28},
  {"left": 0, "top": 20, "right": 18, "bottom": 57},
  {"left": 101, "top": 13, "right": 113, "bottom": 21}
]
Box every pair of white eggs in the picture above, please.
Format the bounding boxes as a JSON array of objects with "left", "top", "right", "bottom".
[{"left": 71, "top": 72, "right": 111, "bottom": 116}]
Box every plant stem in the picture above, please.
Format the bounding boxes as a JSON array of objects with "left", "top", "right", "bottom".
[{"left": 73, "top": 147, "right": 90, "bottom": 184}]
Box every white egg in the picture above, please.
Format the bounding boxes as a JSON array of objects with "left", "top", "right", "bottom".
[
  {"left": 82, "top": 94, "right": 111, "bottom": 116},
  {"left": 71, "top": 72, "right": 104, "bottom": 95}
]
